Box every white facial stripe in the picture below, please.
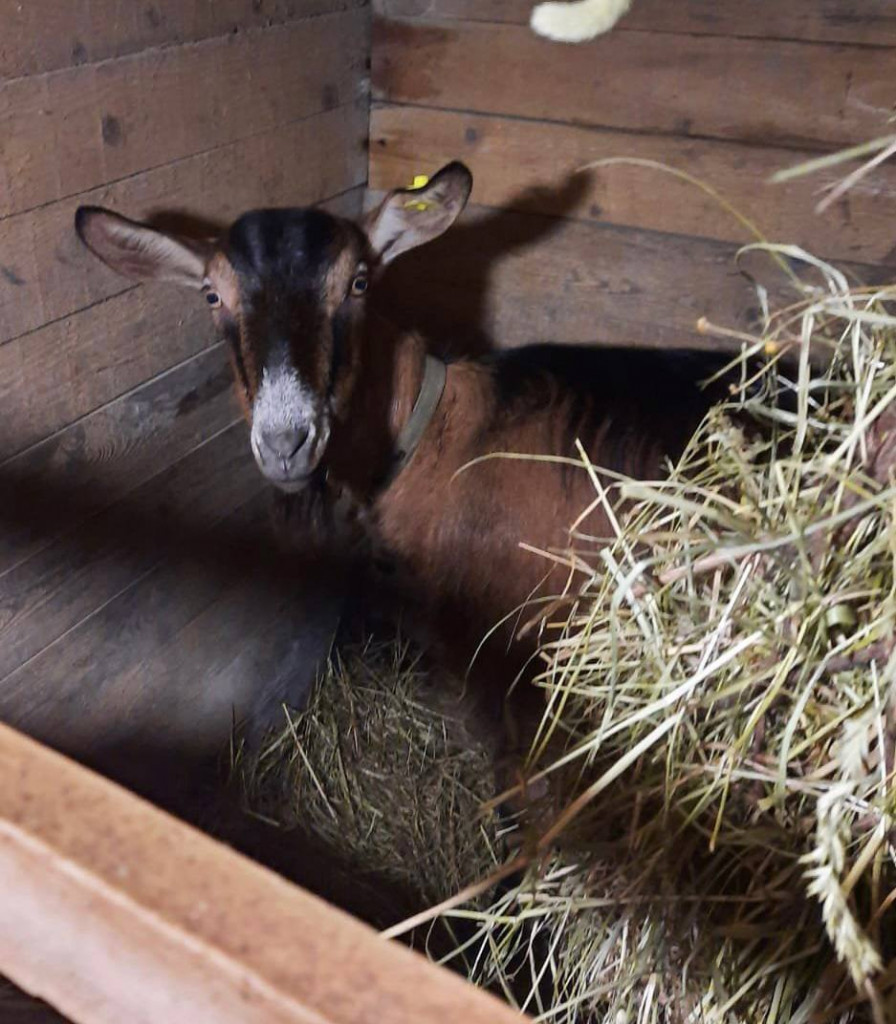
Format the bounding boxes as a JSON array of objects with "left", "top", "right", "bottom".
[
  {"left": 253, "top": 367, "right": 315, "bottom": 432},
  {"left": 250, "top": 367, "right": 330, "bottom": 481}
]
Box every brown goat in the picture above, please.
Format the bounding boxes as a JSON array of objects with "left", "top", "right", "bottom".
[{"left": 74, "top": 163, "right": 729, "bottom": 732}]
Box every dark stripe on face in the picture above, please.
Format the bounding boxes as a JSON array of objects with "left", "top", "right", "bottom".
[
  {"left": 222, "top": 318, "right": 251, "bottom": 397},
  {"left": 327, "top": 303, "right": 351, "bottom": 400}
]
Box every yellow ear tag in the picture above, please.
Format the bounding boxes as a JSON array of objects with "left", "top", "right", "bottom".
[{"left": 404, "top": 174, "right": 432, "bottom": 212}]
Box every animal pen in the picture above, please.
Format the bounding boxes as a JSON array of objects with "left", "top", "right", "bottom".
[{"left": 1, "top": 2, "right": 895, "bottom": 1022}]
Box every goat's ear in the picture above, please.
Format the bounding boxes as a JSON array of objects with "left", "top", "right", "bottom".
[
  {"left": 74, "top": 206, "right": 209, "bottom": 288},
  {"left": 364, "top": 162, "right": 472, "bottom": 266}
]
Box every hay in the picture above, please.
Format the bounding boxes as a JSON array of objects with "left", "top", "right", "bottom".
[
  {"left": 240, "top": 636, "right": 503, "bottom": 911},
  {"left": 436, "top": 254, "right": 896, "bottom": 1023}
]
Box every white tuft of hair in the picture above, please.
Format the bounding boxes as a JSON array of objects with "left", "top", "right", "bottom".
[{"left": 530, "top": 0, "right": 632, "bottom": 43}]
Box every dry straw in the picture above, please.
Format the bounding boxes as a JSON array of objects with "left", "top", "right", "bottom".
[
  {"left": 434, "top": 250, "right": 896, "bottom": 1023},
  {"left": 241, "top": 638, "right": 504, "bottom": 913}
]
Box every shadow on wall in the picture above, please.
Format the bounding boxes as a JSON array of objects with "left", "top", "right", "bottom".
[{"left": 373, "top": 170, "right": 595, "bottom": 357}]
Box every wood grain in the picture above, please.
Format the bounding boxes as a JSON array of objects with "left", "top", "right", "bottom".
[
  {"left": 0, "top": 102, "right": 368, "bottom": 345},
  {"left": 0, "top": 0, "right": 368, "bottom": 81},
  {"left": 0, "top": 423, "right": 261, "bottom": 686},
  {"left": 0, "top": 496, "right": 271, "bottom": 755},
  {"left": 0, "top": 11, "right": 367, "bottom": 219},
  {"left": 374, "top": 0, "right": 896, "bottom": 46},
  {"left": 0, "top": 343, "right": 242, "bottom": 574},
  {"left": 372, "top": 18, "right": 896, "bottom": 149},
  {"left": 0, "top": 288, "right": 214, "bottom": 461},
  {"left": 370, "top": 199, "right": 887, "bottom": 356},
  {"left": 0, "top": 721, "right": 525, "bottom": 1024},
  {"left": 370, "top": 106, "right": 896, "bottom": 266}
]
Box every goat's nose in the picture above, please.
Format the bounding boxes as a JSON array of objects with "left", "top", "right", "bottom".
[{"left": 260, "top": 425, "right": 309, "bottom": 461}]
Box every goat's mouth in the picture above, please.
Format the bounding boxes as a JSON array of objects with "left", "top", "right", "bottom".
[{"left": 263, "top": 470, "right": 316, "bottom": 494}]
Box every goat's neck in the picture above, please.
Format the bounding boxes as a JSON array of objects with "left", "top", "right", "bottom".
[{"left": 326, "top": 311, "right": 429, "bottom": 501}]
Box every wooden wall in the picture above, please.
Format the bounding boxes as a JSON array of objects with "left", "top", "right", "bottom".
[
  {"left": 369, "top": 0, "right": 896, "bottom": 354},
  {"left": 0, "top": 1, "right": 368, "bottom": 765}
]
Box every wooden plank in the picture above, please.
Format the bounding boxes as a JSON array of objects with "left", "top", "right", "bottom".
[
  {"left": 83, "top": 522, "right": 346, "bottom": 760},
  {"left": 321, "top": 184, "right": 367, "bottom": 221},
  {"left": 0, "top": 423, "right": 263, "bottom": 686},
  {"left": 371, "top": 18, "right": 896, "bottom": 150},
  {"left": 0, "top": 495, "right": 313, "bottom": 760},
  {"left": 374, "top": 0, "right": 896, "bottom": 46},
  {"left": 0, "top": 721, "right": 524, "bottom": 1024},
  {"left": 0, "top": 344, "right": 241, "bottom": 575},
  {"left": 0, "top": 0, "right": 368, "bottom": 81},
  {"left": 0, "top": 101, "right": 368, "bottom": 345},
  {"left": 368, "top": 199, "right": 889, "bottom": 356},
  {"left": 0, "top": 288, "right": 214, "bottom": 461},
  {"left": 370, "top": 106, "right": 896, "bottom": 266},
  {"left": 0, "top": 11, "right": 367, "bottom": 219}
]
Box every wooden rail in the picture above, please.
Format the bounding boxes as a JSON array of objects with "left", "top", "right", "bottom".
[{"left": 0, "top": 722, "right": 524, "bottom": 1024}]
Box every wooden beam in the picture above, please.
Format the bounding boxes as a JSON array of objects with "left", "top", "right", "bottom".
[
  {"left": 372, "top": 18, "right": 896, "bottom": 150},
  {"left": 0, "top": 0, "right": 368, "bottom": 81},
  {"left": 373, "top": 0, "right": 896, "bottom": 46},
  {"left": 0, "top": 721, "right": 524, "bottom": 1024},
  {"left": 0, "top": 12, "right": 366, "bottom": 220}
]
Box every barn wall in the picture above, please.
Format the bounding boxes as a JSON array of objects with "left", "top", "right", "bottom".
[
  {"left": 0, "top": 2, "right": 369, "bottom": 756},
  {"left": 369, "top": 0, "right": 896, "bottom": 354}
]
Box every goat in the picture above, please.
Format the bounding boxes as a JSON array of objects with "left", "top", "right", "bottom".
[{"left": 74, "top": 163, "right": 730, "bottom": 735}]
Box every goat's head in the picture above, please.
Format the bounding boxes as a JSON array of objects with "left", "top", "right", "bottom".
[{"left": 75, "top": 162, "right": 472, "bottom": 491}]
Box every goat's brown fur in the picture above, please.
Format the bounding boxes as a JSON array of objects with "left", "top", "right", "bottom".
[{"left": 325, "top": 312, "right": 717, "bottom": 718}]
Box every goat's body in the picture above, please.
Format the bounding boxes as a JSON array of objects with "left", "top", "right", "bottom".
[{"left": 351, "top": 323, "right": 727, "bottom": 700}]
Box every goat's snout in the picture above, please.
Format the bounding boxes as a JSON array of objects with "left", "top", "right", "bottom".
[
  {"left": 249, "top": 367, "right": 329, "bottom": 491},
  {"left": 252, "top": 419, "right": 318, "bottom": 490},
  {"left": 260, "top": 425, "right": 309, "bottom": 462}
]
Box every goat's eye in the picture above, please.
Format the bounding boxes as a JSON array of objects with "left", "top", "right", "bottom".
[
  {"left": 350, "top": 273, "right": 368, "bottom": 297},
  {"left": 205, "top": 290, "right": 222, "bottom": 308}
]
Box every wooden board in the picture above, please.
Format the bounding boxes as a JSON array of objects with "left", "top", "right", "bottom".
[
  {"left": 0, "top": 288, "right": 213, "bottom": 461},
  {"left": 0, "top": 0, "right": 367, "bottom": 80},
  {"left": 0, "top": 102, "right": 368, "bottom": 345},
  {"left": 0, "top": 423, "right": 261, "bottom": 685},
  {"left": 0, "top": 344, "right": 242, "bottom": 574},
  {"left": 0, "top": 496, "right": 289, "bottom": 758},
  {"left": 370, "top": 106, "right": 896, "bottom": 266},
  {"left": 374, "top": 0, "right": 896, "bottom": 46},
  {"left": 0, "top": 11, "right": 367, "bottom": 219},
  {"left": 370, "top": 199, "right": 888, "bottom": 356},
  {"left": 0, "top": 721, "right": 524, "bottom": 1024},
  {"left": 372, "top": 18, "right": 896, "bottom": 149}
]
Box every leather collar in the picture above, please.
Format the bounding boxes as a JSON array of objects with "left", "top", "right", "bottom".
[{"left": 380, "top": 354, "right": 446, "bottom": 489}]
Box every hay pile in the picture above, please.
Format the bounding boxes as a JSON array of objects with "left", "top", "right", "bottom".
[
  {"left": 240, "top": 637, "right": 503, "bottom": 913},
  {"left": 436, "top": 253, "right": 896, "bottom": 1023}
]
